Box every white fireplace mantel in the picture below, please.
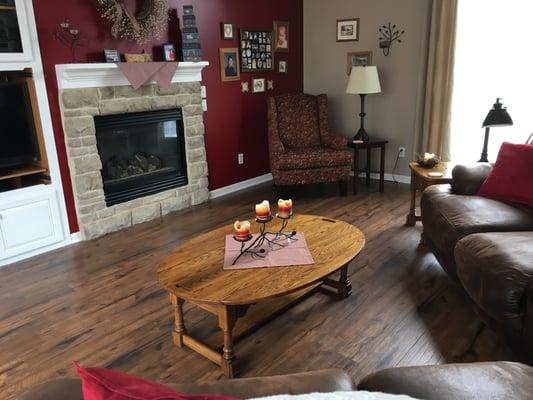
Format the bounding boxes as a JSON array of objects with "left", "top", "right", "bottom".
[{"left": 55, "top": 61, "right": 210, "bottom": 90}]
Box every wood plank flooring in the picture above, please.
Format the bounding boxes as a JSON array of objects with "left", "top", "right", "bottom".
[{"left": 0, "top": 181, "right": 518, "bottom": 399}]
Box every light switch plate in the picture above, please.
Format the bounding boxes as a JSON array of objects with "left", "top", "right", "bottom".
[
  {"left": 202, "top": 99, "right": 207, "bottom": 111},
  {"left": 200, "top": 86, "right": 207, "bottom": 98}
]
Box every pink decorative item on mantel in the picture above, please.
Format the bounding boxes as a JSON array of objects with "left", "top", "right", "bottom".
[{"left": 116, "top": 62, "right": 179, "bottom": 90}]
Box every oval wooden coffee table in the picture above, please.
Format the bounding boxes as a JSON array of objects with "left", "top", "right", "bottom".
[{"left": 158, "top": 214, "right": 365, "bottom": 378}]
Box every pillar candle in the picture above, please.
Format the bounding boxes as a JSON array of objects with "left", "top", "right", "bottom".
[
  {"left": 255, "top": 200, "right": 271, "bottom": 220},
  {"left": 277, "top": 199, "right": 293, "bottom": 218},
  {"left": 234, "top": 220, "right": 251, "bottom": 239}
]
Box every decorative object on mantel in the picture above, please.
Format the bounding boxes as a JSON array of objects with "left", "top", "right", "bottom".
[
  {"left": 116, "top": 62, "right": 179, "bottom": 89},
  {"left": 53, "top": 19, "right": 88, "bottom": 62},
  {"left": 124, "top": 52, "right": 152, "bottom": 62},
  {"left": 267, "top": 80, "right": 274, "bottom": 91},
  {"left": 346, "top": 66, "right": 382, "bottom": 142},
  {"left": 241, "top": 81, "right": 249, "bottom": 93},
  {"left": 181, "top": 5, "right": 202, "bottom": 61},
  {"left": 378, "top": 23, "right": 405, "bottom": 56},
  {"left": 162, "top": 43, "right": 176, "bottom": 61},
  {"left": 104, "top": 49, "right": 120, "bottom": 63},
  {"left": 95, "top": 0, "right": 168, "bottom": 43}
]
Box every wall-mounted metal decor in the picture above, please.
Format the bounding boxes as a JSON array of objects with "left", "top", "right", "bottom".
[{"left": 378, "top": 23, "right": 405, "bottom": 56}]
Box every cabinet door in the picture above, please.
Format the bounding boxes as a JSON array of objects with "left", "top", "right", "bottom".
[
  {"left": 0, "top": 188, "right": 64, "bottom": 259},
  {"left": 0, "top": 0, "right": 33, "bottom": 62}
]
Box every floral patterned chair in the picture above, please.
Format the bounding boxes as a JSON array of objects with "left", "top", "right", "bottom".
[{"left": 267, "top": 93, "right": 352, "bottom": 194}]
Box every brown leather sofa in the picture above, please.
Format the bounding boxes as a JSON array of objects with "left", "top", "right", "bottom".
[
  {"left": 19, "top": 362, "right": 533, "bottom": 400},
  {"left": 420, "top": 163, "right": 533, "bottom": 357}
]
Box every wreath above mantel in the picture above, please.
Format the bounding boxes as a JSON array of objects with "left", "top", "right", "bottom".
[{"left": 95, "top": 0, "right": 169, "bottom": 43}]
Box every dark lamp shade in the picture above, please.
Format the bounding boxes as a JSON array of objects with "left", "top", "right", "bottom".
[{"left": 482, "top": 98, "right": 513, "bottom": 128}]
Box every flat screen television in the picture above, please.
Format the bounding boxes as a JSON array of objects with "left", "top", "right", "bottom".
[{"left": 0, "top": 81, "right": 41, "bottom": 170}]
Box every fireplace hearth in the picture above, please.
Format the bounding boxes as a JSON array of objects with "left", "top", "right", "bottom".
[{"left": 95, "top": 108, "right": 188, "bottom": 206}]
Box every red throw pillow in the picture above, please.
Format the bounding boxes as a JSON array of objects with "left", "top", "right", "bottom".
[
  {"left": 477, "top": 142, "right": 533, "bottom": 207},
  {"left": 74, "top": 362, "right": 239, "bottom": 400}
]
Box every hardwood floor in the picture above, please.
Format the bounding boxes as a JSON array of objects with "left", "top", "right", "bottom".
[{"left": 0, "top": 180, "right": 517, "bottom": 399}]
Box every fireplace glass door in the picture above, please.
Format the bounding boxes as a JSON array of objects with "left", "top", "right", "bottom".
[{"left": 94, "top": 108, "right": 187, "bottom": 206}]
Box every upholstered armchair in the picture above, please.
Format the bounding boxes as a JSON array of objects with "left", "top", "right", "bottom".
[{"left": 267, "top": 93, "right": 351, "bottom": 194}]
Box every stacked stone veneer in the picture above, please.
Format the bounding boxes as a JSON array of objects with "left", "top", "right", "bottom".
[{"left": 59, "top": 82, "right": 208, "bottom": 240}]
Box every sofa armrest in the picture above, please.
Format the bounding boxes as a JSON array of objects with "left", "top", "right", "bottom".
[
  {"left": 173, "top": 369, "right": 355, "bottom": 398},
  {"left": 451, "top": 163, "right": 492, "bottom": 195},
  {"left": 358, "top": 362, "right": 533, "bottom": 400}
]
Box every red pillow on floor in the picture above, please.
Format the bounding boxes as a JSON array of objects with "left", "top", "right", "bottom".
[
  {"left": 74, "top": 362, "right": 239, "bottom": 400},
  {"left": 477, "top": 142, "right": 533, "bottom": 207}
]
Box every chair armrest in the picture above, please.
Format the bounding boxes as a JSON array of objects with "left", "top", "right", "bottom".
[
  {"left": 451, "top": 163, "right": 492, "bottom": 195},
  {"left": 323, "top": 133, "right": 348, "bottom": 150},
  {"left": 267, "top": 97, "right": 286, "bottom": 166}
]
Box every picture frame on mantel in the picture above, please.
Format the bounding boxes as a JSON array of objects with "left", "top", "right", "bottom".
[{"left": 337, "top": 18, "right": 360, "bottom": 42}]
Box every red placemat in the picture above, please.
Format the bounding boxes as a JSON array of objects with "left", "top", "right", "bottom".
[{"left": 223, "top": 232, "right": 315, "bottom": 270}]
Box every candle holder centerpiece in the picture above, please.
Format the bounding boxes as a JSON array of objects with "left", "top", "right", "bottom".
[{"left": 231, "top": 199, "right": 297, "bottom": 265}]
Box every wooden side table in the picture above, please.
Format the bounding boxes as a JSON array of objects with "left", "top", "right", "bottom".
[
  {"left": 347, "top": 138, "right": 388, "bottom": 194},
  {"left": 406, "top": 161, "right": 454, "bottom": 226}
]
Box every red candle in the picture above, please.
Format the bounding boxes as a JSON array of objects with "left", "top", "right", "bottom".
[
  {"left": 277, "top": 199, "right": 293, "bottom": 218},
  {"left": 234, "top": 220, "right": 251, "bottom": 239},
  {"left": 255, "top": 200, "right": 271, "bottom": 220}
]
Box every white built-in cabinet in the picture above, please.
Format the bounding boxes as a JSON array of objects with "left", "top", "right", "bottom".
[{"left": 0, "top": 0, "right": 71, "bottom": 267}]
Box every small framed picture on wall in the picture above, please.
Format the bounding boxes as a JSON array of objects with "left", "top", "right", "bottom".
[
  {"left": 252, "top": 78, "right": 266, "bottom": 93},
  {"left": 219, "top": 48, "right": 240, "bottom": 82},
  {"left": 221, "top": 22, "right": 235, "bottom": 40},
  {"left": 162, "top": 43, "right": 176, "bottom": 61},
  {"left": 347, "top": 51, "right": 372, "bottom": 74},
  {"left": 277, "top": 60, "right": 288, "bottom": 74},
  {"left": 337, "top": 18, "right": 360, "bottom": 42},
  {"left": 273, "top": 21, "right": 289, "bottom": 52}
]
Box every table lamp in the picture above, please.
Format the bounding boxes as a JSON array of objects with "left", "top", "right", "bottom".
[
  {"left": 479, "top": 98, "right": 513, "bottom": 162},
  {"left": 346, "top": 66, "right": 382, "bottom": 142}
]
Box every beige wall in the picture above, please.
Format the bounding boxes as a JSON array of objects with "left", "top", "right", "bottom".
[{"left": 304, "top": 0, "right": 430, "bottom": 177}]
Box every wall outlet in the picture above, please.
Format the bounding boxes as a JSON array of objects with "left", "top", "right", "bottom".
[
  {"left": 202, "top": 99, "right": 207, "bottom": 112},
  {"left": 398, "top": 147, "right": 406, "bottom": 158},
  {"left": 238, "top": 153, "right": 244, "bottom": 165},
  {"left": 200, "top": 85, "right": 207, "bottom": 98}
]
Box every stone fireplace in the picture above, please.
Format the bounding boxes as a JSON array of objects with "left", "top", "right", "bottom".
[{"left": 56, "top": 63, "right": 209, "bottom": 240}]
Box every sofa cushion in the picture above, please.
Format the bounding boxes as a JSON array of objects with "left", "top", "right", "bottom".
[
  {"left": 275, "top": 94, "right": 322, "bottom": 150},
  {"left": 478, "top": 142, "right": 533, "bottom": 207},
  {"left": 455, "top": 232, "right": 533, "bottom": 351},
  {"left": 421, "top": 185, "right": 533, "bottom": 278},
  {"left": 277, "top": 149, "right": 352, "bottom": 171}
]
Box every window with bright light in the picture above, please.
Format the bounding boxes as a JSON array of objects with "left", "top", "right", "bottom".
[{"left": 450, "top": 0, "right": 533, "bottom": 162}]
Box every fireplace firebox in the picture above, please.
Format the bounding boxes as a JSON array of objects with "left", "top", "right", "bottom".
[{"left": 94, "top": 108, "right": 187, "bottom": 206}]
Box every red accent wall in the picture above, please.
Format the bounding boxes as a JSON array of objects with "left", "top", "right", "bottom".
[{"left": 32, "top": 0, "right": 303, "bottom": 233}]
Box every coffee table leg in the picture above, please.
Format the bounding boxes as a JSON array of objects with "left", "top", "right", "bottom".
[
  {"left": 170, "top": 294, "right": 186, "bottom": 347},
  {"left": 339, "top": 264, "right": 352, "bottom": 298},
  {"left": 218, "top": 305, "right": 237, "bottom": 378}
]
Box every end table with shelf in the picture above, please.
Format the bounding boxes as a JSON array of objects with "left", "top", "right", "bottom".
[
  {"left": 405, "top": 161, "right": 454, "bottom": 226},
  {"left": 347, "top": 138, "right": 388, "bottom": 194}
]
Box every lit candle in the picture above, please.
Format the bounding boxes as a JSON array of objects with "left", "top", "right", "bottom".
[
  {"left": 255, "top": 200, "right": 271, "bottom": 220},
  {"left": 234, "top": 220, "right": 251, "bottom": 240},
  {"left": 277, "top": 199, "right": 293, "bottom": 218}
]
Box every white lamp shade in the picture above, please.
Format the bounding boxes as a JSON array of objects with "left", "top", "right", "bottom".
[{"left": 346, "top": 66, "right": 382, "bottom": 94}]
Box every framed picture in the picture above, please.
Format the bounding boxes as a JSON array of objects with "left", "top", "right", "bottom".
[
  {"left": 163, "top": 43, "right": 176, "bottom": 61},
  {"left": 273, "top": 21, "right": 289, "bottom": 52},
  {"left": 104, "top": 48, "right": 120, "bottom": 63},
  {"left": 219, "top": 48, "right": 240, "bottom": 82},
  {"left": 239, "top": 28, "right": 274, "bottom": 72},
  {"left": 337, "top": 18, "right": 360, "bottom": 42},
  {"left": 252, "top": 78, "right": 265, "bottom": 93},
  {"left": 347, "top": 51, "right": 372, "bottom": 74},
  {"left": 277, "top": 60, "right": 288, "bottom": 74},
  {"left": 221, "top": 22, "right": 235, "bottom": 40}
]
